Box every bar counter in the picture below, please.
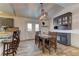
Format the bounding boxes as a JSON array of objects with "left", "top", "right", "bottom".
[{"left": 0, "top": 31, "right": 13, "bottom": 55}]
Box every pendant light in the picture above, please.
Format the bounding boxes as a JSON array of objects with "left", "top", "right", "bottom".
[{"left": 39, "top": 3, "right": 48, "bottom": 20}]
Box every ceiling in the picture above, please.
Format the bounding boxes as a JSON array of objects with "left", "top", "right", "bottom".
[{"left": 0, "top": 3, "right": 77, "bottom": 18}]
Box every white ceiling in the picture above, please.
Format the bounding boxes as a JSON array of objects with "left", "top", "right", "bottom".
[{"left": 0, "top": 3, "right": 77, "bottom": 18}]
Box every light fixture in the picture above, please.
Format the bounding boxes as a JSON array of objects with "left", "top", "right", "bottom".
[{"left": 39, "top": 3, "right": 48, "bottom": 20}]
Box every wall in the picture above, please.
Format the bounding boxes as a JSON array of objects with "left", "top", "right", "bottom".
[
  {"left": 14, "top": 17, "right": 39, "bottom": 40},
  {"left": 24, "top": 19, "right": 39, "bottom": 40},
  {"left": 14, "top": 17, "right": 26, "bottom": 40},
  {"left": 51, "top": 4, "right": 79, "bottom": 48}
]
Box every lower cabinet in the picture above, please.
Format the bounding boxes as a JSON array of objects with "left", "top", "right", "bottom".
[{"left": 57, "top": 33, "right": 71, "bottom": 45}]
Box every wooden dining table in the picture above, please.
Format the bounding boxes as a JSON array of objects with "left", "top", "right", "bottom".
[{"left": 38, "top": 34, "right": 52, "bottom": 53}]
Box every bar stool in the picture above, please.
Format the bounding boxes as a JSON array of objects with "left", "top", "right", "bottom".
[
  {"left": 3, "top": 40, "right": 15, "bottom": 56},
  {"left": 2, "top": 30, "right": 20, "bottom": 56}
]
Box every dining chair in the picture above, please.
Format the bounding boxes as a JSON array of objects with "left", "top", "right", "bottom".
[
  {"left": 35, "top": 31, "right": 43, "bottom": 48},
  {"left": 35, "top": 32, "right": 39, "bottom": 45},
  {"left": 45, "top": 32, "right": 57, "bottom": 54}
]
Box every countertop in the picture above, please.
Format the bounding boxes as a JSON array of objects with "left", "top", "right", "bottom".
[
  {"left": 51, "top": 30, "right": 79, "bottom": 34},
  {"left": 0, "top": 31, "right": 13, "bottom": 42}
]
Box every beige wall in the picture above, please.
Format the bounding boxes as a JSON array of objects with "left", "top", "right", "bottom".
[
  {"left": 14, "top": 17, "right": 39, "bottom": 40},
  {"left": 51, "top": 4, "right": 79, "bottom": 48},
  {"left": 14, "top": 17, "right": 26, "bottom": 40}
]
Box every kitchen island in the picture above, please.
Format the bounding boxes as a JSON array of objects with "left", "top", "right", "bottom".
[{"left": 0, "top": 31, "right": 13, "bottom": 55}]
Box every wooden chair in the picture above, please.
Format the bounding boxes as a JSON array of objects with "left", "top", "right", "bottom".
[
  {"left": 12, "top": 30, "right": 20, "bottom": 50},
  {"left": 35, "top": 31, "right": 43, "bottom": 48},
  {"left": 45, "top": 32, "right": 57, "bottom": 54},
  {"left": 3, "top": 40, "right": 15, "bottom": 56},
  {"left": 3, "top": 33, "right": 16, "bottom": 56},
  {"left": 3, "top": 30, "right": 20, "bottom": 56},
  {"left": 35, "top": 32, "right": 39, "bottom": 45},
  {"left": 38, "top": 36, "right": 43, "bottom": 48}
]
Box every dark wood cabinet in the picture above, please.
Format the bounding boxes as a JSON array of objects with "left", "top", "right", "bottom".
[
  {"left": 53, "top": 12, "right": 72, "bottom": 45},
  {"left": 54, "top": 12, "right": 72, "bottom": 27}
]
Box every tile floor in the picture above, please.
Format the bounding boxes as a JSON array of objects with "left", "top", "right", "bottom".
[{"left": 16, "top": 40, "right": 79, "bottom": 56}]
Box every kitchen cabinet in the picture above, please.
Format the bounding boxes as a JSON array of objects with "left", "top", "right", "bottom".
[
  {"left": 53, "top": 12, "right": 72, "bottom": 45},
  {"left": 0, "top": 17, "right": 14, "bottom": 27}
]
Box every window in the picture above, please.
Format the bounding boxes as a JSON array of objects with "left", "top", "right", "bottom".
[
  {"left": 35, "top": 24, "right": 39, "bottom": 31},
  {"left": 27, "top": 23, "right": 32, "bottom": 31}
]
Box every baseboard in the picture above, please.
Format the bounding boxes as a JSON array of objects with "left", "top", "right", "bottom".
[{"left": 71, "top": 45, "right": 79, "bottom": 49}]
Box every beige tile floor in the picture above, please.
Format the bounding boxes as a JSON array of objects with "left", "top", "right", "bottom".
[{"left": 16, "top": 40, "right": 79, "bottom": 56}]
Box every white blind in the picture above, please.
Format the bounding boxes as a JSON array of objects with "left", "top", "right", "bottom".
[
  {"left": 27, "top": 23, "right": 32, "bottom": 31},
  {"left": 35, "top": 24, "right": 39, "bottom": 31}
]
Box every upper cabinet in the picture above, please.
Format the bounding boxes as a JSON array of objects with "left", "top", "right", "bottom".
[
  {"left": 0, "top": 17, "right": 14, "bottom": 27},
  {"left": 53, "top": 12, "right": 72, "bottom": 30},
  {"left": 54, "top": 12, "right": 72, "bottom": 26}
]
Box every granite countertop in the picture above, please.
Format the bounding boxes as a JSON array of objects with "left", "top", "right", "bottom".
[{"left": 0, "top": 31, "right": 13, "bottom": 42}]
